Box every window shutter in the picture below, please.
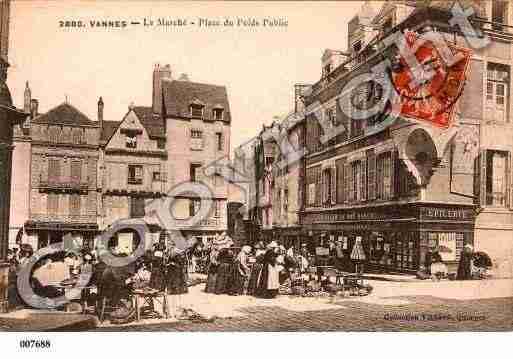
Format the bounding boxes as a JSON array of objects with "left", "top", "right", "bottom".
[
  {"left": 479, "top": 149, "right": 488, "bottom": 206},
  {"left": 509, "top": 152, "right": 513, "bottom": 210},
  {"left": 321, "top": 170, "right": 326, "bottom": 204},
  {"left": 316, "top": 167, "right": 322, "bottom": 206},
  {"left": 331, "top": 167, "right": 336, "bottom": 205},
  {"left": 71, "top": 161, "right": 81, "bottom": 184},
  {"left": 360, "top": 158, "right": 367, "bottom": 202},
  {"left": 336, "top": 159, "right": 345, "bottom": 204},
  {"left": 390, "top": 150, "right": 398, "bottom": 199},
  {"left": 347, "top": 162, "right": 354, "bottom": 202},
  {"left": 48, "top": 159, "right": 61, "bottom": 183},
  {"left": 367, "top": 150, "right": 376, "bottom": 200}
]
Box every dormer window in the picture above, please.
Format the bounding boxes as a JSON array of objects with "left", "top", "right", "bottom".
[
  {"left": 126, "top": 133, "right": 137, "bottom": 148},
  {"left": 213, "top": 108, "right": 224, "bottom": 121},
  {"left": 190, "top": 104, "right": 204, "bottom": 118}
]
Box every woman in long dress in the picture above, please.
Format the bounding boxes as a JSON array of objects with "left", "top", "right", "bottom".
[
  {"left": 232, "top": 245, "right": 252, "bottom": 295},
  {"left": 205, "top": 246, "right": 219, "bottom": 293},
  {"left": 247, "top": 242, "right": 266, "bottom": 295},
  {"left": 255, "top": 242, "right": 280, "bottom": 298},
  {"left": 165, "top": 242, "right": 188, "bottom": 318},
  {"left": 214, "top": 247, "right": 235, "bottom": 294},
  {"left": 457, "top": 244, "right": 474, "bottom": 280},
  {"left": 149, "top": 241, "right": 166, "bottom": 291}
]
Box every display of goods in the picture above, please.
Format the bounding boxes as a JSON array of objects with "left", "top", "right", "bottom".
[
  {"left": 306, "top": 280, "right": 321, "bottom": 292},
  {"left": 291, "top": 285, "right": 305, "bottom": 296}
]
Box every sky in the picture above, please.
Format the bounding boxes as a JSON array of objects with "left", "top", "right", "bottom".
[{"left": 7, "top": 1, "right": 363, "bottom": 150}]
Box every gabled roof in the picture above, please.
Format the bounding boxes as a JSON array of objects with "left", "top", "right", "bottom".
[
  {"left": 162, "top": 80, "right": 231, "bottom": 123},
  {"left": 32, "top": 103, "right": 97, "bottom": 126},
  {"left": 100, "top": 106, "right": 165, "bottom": 146},
  {"left": 100, "top": 120, "right": 121, "bottom": 143}
]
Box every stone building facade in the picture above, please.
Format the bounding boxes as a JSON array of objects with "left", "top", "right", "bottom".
[
  {"left": 99, "top": 101, "right": 167, "bottom": 251},
  {"left": 160, "top": 71, "right": 232, "bottom": 244},
  {"left": 300, "top": 1, "right": 513, "bottom": 275},
  {"left": 23, "top": 101, "right": 100, "bottom": 249},
  {"left": 98, "top": 64, "right": 233, "bottom": 248}
]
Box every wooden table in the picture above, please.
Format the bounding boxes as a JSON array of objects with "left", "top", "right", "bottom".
[{"left": 131, "top": 288, "right": 168, "bottom": 322}]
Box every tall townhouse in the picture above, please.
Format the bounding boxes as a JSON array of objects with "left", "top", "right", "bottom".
[
  {"left": 300, "top": 1, "right": 513, "bottom": 276},
  {"left": 0, "top": 0, "right": 28, "bottom": 312},
  {"left": 23, "top": 100, "right": 100, "bottom": 250},
  {"left": 9, "top": 83, "right": 34, "bottom": 248},
  {"left": 99, "top": 99, "right": 167, "bottom": 251},
  {"left": 246, "top": 85, "right": 307, "bottom": 246},
  {"left": 154, "top": 65, "right": 232, "bottom": 244}
]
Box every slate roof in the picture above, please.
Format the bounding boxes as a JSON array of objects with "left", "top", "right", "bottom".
[
  {"left": 162, "top": 80, "right": 231, "bottom": 123},
  {"left": 32, "top": 103, "right": 97, "bottom": 126},
  {"left": 132, "top": 106, "right": 165, "bottom": 138}
]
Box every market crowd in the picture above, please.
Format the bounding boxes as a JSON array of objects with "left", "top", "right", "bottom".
[{"left": 5, "top": 232, "right": 493, "bottom": 317}]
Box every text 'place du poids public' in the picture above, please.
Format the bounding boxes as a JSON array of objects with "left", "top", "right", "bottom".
[{"left": 198, "top": 17, "right": 288, "bottom": 27}]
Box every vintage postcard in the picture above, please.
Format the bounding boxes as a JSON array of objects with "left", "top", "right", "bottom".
[{"left": 0, "top": 0, "right": 512, "bottom": 340}]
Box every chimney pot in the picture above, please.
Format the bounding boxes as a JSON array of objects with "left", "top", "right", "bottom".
[
  {"left": 97, "top": 96, "right": 104, "bottom": 125},
  {"left": 30, "top": 99, "right": 38, "bottom": 119}
]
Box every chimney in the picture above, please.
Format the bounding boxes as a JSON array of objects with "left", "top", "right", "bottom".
[
  {"left": 152, "top": 63, "right": 172, "bottom": 114},
  {"left": 30, "top": 99, "right": 38, "bottom": 120},
  {"left": 24, "top": 81, "right": 31, "bottom": 113},
  {"left": 97, "top": 96, "right": 104, "bottom": 128}
]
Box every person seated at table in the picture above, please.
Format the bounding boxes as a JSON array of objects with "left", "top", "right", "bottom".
[{"left": 97, "top": 260, "right": 137, "bottom": 309}]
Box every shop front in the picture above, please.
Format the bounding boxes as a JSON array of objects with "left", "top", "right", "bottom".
[{"left": 301, "top": 203, "right": 476, "bottom": 274}]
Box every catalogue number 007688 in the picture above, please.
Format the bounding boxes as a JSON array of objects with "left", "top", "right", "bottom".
[{"left": 19, "top": 339, "right": 51, "bottom": 349}]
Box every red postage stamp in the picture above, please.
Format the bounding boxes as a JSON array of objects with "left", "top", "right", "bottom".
[{"left": 391, "top": 30, "right": 472, "bottom": 129}]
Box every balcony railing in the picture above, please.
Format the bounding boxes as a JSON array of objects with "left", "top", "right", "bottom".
[
  {"left": 39, "top": 179, "right": 89, "bottom": 191},
  {"left": 30, "top": 213, "right": 97, "bottom": 224}
]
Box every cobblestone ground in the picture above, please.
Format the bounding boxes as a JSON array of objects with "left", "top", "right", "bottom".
[{"left": 95, "top": 294, "right": 513, "bottom": 332}]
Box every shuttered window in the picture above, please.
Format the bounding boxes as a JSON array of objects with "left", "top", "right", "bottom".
[
  {"left": 49, "top": 127, "right": 60, "bottom": 143},
  {"left": 130, "top": 197, "right": 146, "bottom": 218},
  {"left": 48, "top": 159, "right": 61, "bottom": 183},
  {"left": 70, "top": 194, "right": 81, "bottom": 217},
  {"left": 360, "top": 158, "right": 367, "bottom": 202},
  {"left": 345, "top": 163, "right": 352, "bottom": 202},
  {"left": 367, "top": 150, "right": 376, "bottom": 200},
  {"left": 376, "top": 152, "right": 393, "bottom": 200},
  {"left": 336, "top": 158, "right": 345, "bottom": 204},
  {"left": 70, "top": 161, "right": 81, "bottom": 184},
  {"left": 48, "top": 194, "right": 59, "bottom": 215}
]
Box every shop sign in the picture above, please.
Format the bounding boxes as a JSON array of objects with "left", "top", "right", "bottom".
[
  {"left": 303, "top": 209, "right": 390, "bottom": 224},
  {"left": 420, "top": 207, "right": 473, "bottom": 221}
]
